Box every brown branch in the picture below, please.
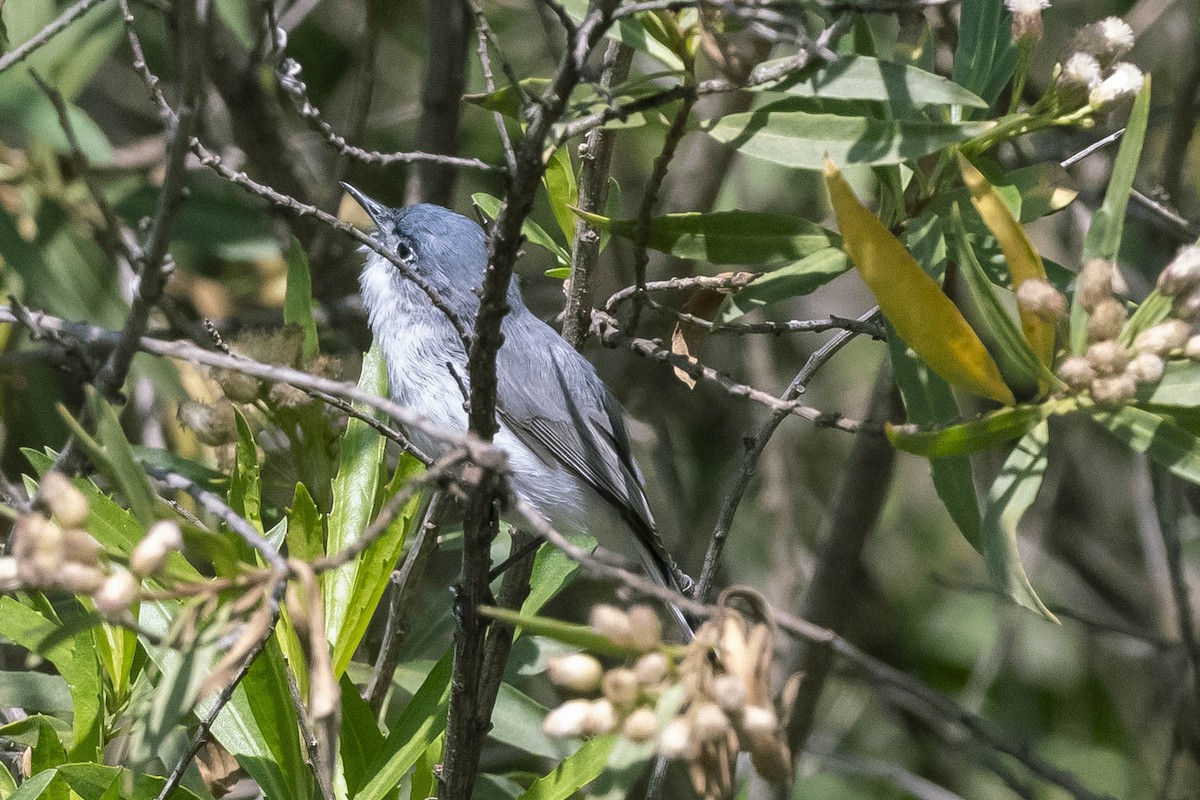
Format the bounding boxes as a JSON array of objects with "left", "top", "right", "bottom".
[
  {"left": 467, "top": 0, "right": 518, "bottom": 173},
  {"left": 604, "top": 271, "right": 759, "bottom": 311}
]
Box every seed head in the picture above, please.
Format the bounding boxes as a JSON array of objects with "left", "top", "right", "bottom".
[
  {"left": 1006, "top": 0, "right": 1049, "bottom": 41},
  {"left": 130, "top": 521, "right": 183, "bottom": 577},
  {"left": 1086, "top": 340, "right": 1130, "bottom": 375},
  {"left": 1059, "top": 53, "right": 1103, "bottom": 91},
  {"left": 1016, "top": 279, "right": 1068, "bottom": 322},
  {"left": 178, "top": 401, "right": 238, "bottom": 447},
  {"left": 62, "top": 528, "right": 102, "bottom": 566},
  {"left": 548, "top": 654, "right": 603, "bottom": 693},
  {"left": 1087, "top": 299, "right": 1128, "bottom": 343},
  {"left": 1089, "top": 63, "right": 1144, "bottom": 107},
  {"left": 633, "top": 652, "right": 670, "bottom": 686},
  {"left": 1126, "top": 352, "right": 1165, "bottom": 385},
  {"left": 692, "top": 703, "right": 732, "bottom": 742},
  {"left": 589, "top": 604, "right": 632, "bottom": 646},
  {"left": 740, "top": 705, "right": 779, "bottom": 737},
  {"left": 0, "top": 557, "right": 19, "bottom": 591},
  {"left": 58, "top": 562, "right": 105, "bottom": 594},
  {"left": 1134, "top": 320, "right": 1191, "bottom": 356},
  {"left": 1173, "top": 288, "right": 1200, "bottom": 321},
  {"left": 1090, "top": 374, "right": 1136, "bottom": 404},
  {"left": 1186, "top": 335, "right": 1200, "bottom": 361},
  {"left": 583, "top": 699, "right": 619, "bottom": 736},
  {"left": 1072, "top": 17, "right": 1135, "bottom": 67},
  {"left": 711, "top": 673, "right": 749, "bottom": 712},
  {"left": 1077, "top": 259, "right": 1114, "bottom": 311},
  {"left": 214, "top": 368, "right": 262, "bottom": 404},
  {"left": 1057, "top": 356, "right": 1095, "bottom": 392},
  {"left": 38, "top": 472, "right": 89, "bottom": 528}
]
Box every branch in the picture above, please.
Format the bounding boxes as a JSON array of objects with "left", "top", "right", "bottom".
[
  {"left": 0, "top": 0, "right": 108, "bottom": 74},
  {"left": 467, "top": 0, "right": 518, "bottom": 173},
  {"left": 1151, "top": 466, "right": 1200, "bottom": 722}
]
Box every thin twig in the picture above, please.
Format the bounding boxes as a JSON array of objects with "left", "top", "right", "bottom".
[
  {"left": 647, "top": 299, "right": 885, "bottom": 338},
  {"left": 604, "top": 272, "right": 759, "bottom": 311},
  {"left": 0, "top": 0, "right": 109, "bottom": 74},
  {"left": 467, "top": 0, "right": 518, "bottom": 174}
]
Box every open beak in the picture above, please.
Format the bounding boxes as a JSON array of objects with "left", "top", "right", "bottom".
[{"left": 340, "top": 181, "right": 388, "bottom": 230}]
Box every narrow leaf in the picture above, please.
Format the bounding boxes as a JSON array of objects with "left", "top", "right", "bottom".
[
  {"left": 1090, "top": 403, "right": 1200, "bottom": 486},
  {"left": 544, "top": 145, "right": 579, "bottom": 244},
  {"left": 716, "top": 249, "right": 849, "bottom": 323},
  {"left": 517, "top": 736, "right": 617, "bottom": 800},
  {"left": 285, "top": 237, "right": 320, "bottom": 360},
  {"left": 887, "top": 399, "right": 1073, "bottom": 458},
  {"left": 825, "top": 159, "right": 1014, "bottom": 404},
  {"left": 474, "top": 193, "right": 570, "bottom": 266},
  {"left": 766, "top": 55, "right": 988, "bottom": 108},
  {"left": 228, "top": 409, "right": 262, "bottom": 535}
]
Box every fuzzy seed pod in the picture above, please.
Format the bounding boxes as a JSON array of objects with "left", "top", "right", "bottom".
[
  {"left": 1186, "top": 335, "right": 1200, "bottom": 361},
  {"left": 1077, "top": 259, "right": 1114, "bottom": 312},
  {"left": 1057, "top": 356, "right": 1095, "bottom": 392},
  {"left": 589, "top": 604, "right": 632, "bottom": 646},
  {"left": 548, "top": 654, "right": 603, "bottom": 693},
  {"left": 626, "top": 605, "right": 663, "bottom": 651},
  {"left": 602, "top": 668, "right": 641, "bottom": 708},
  {"left": 1126, "top": 352, "right": 1165, "bottom": 385},
  {"left": 130, "top": 521, "right": 183, "bottom": 577},
  {"left": 93, "top": 571, "right": 139, "bottom": 615},
  {"left": 711, "top": 674, "right": 748, "bottom": 712},
  {"left": 1087, "top": 299, "right": 1127, "bottom": 343},
  {"left": 622, "top": 708, "right": 659, "bottom": 742},
  {"left": 178, "top": 401, "right": 238, "bottom": 447},
  {"left": 1089, "top": 63, "right": 1144, "bottom": 107},
  {"left": 583, "top": 699, "right": 619, "bottom": 736},
  {"left": 0, "top": 557, "right": 19, "bottom": 591},
  {"left": 1090, "top": 374, "right": 1136, "bottom": 404},
  {"left": 657, "top": 717, "right": 696, "bottom": 760},
  {"left": 633, "top": 652, "right": 669, "bottom": 687},
  {"left": 739, "top": 705, "right": 779, "bottom": 737},
  {"left": 214, "top": 369, "right": 263, "bottom": 404},
  {"left": 1086, "top": 340, "right": 1130, "bottom": 375},
  {"left": 1016, "top": 278, "right": 1068, "bottom": 322},
  {"left": 1134, "top": 320, "right": 1192, "bottom": 356},
  {"left": 38, "top": 472, "right": 89, "bottom": 528},
  {"left": 62, "top": 528, "right": 102, "bottom": 566},
  {"left": 542, "top": 699, "right": 591, "bottom": 739},
  {"left": 1072, "top": 16, "right": 1135, "bottom": 68},
  {"left": 1157, "top": 245, "right": 1200, "bottom": 296},
  {"left": 691, "top": 703, "right": 731, "bottom": 742}
]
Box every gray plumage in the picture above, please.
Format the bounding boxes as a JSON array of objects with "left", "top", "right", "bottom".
[{"left": 346, "top": 186, "right": 690, "bottom": 634}]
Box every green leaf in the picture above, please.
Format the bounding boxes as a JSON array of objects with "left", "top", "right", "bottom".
[
  {"left": 0, "top": 759, "right": 16, "bottom": 800},
  {"left": 337, "top": 673, "right": 385, "bottom": 797},
  {"left": 886, "top": 320, "right": 980, "bottom": 549},
  {"left": 324, "top": 343, "right": 387, "bottom": 654},
  {"left": 76, "top": 390, "right": 158, "bottom": 525},
  {"left": 490, "top": 683, "right": 563, "bottom": 760},
  {"left": 544, "top": 145, "right": 579, "bottom": 244},
  {"left": 0, "top": 671, "right": 72, "bottom": 715},
  {"left": 980, "top": 422, "right": 1057, "bottom": 621},
  {"left": 286, "top": 482, "right": 325, "bottom": 562},
  {"left": 887, "top": 399, "right": 1073, "bottom": 458},
  {"left": 228, "top": 408, "right": 263, "bottom": 535},
  {"left": 464, "top": 78, "right": 550, "bottom": 118},
  {"left": 715, "top": 248, "right": 850, "bottom": 324},
  {"left": 5, "top": 769, "right": 58, "bottom": 800},
  {"left": 480, "top": 607, "right": 670, "bottom": 659},
  {"left": 473, "top": 193, "right": 570, "bottom": 266},
  {"left": 703, "top": 102, "right": 992, "bottom": 170},
  {"left": 560, "top": 0, "right": 685, "bottom": 70},
  {"left": 285, "top": 237, "right": 320, "bottom": 360},
  {"left": 331, "top": 454, "right": 425, "bottom": 678},
  {"left": 1072, "top": 76, "right": 1152, "bottom": 353},
  {"left": 131, "top": 446, "right": 226, "bottom": 490},
  {"left": 1090, "top": 403, "right": 1200, "bottom": 486},
  {"left": 520, "top": 535, "right": 592, "bottom": 617},
  {"left": 952, "top": 0, "right": 1017, "bottom": 107},
  {"left": 765, "top": 55, "right": 987, "bottom": 108},
  {"left": 1137, "top": 360, "right": 1200, "bottom": 408},
  {"left": 517, "top": 736, "right": 616, "bottom": 800},
  {"left": 1121, "top": 289, "right": 1172, "bottom": 348},
  {"left": 57, "top": 763, "right": 206, "bottom": 800},
  {"left": 358, "top": 651, "right": 453, "bottom": 800},
  {"left": 575, "top": 209, "right": 838, "bottom": 265}
]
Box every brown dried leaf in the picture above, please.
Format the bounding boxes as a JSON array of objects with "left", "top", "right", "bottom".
[
  {"left": 670, "top": 288, "right": 725, "bottom": 389},
  {"left": 195, "top": 740, "right": 244, "bottom": 800}
]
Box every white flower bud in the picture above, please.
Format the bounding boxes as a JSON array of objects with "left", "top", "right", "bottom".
[
  {"left": 583, "top": 699, "right": 619, "bottom": 736},
  {"left": 691, "top": 703, "right": 731, "bottom": 742},
  {"left": 1126, "top": 352, "right": 1165, "bottom": 385},
  {"left": 1157, "top": 245, "right": 1200, "bottom": 296},
  {"left": 1057, "top": 356, "right": 1096, "bottom": 392},
  {"left": 1134, "top": 320, "right": 1191, "bottom": 355},
  {"left": 130, "top": 521, "right": 182, "bottom": 577},
  {"left": 1059, "top": 53, "right": 1102, "bottom": 90},
  {"left": 1173, "top": 288, "right": 1200, "bottom": 321},
  {"left": 1016, "top": 278, "right": 1068, "bottom": 322},
  {"left": 622, "top": 707, "right": 659, "bottom": 742},
  {"left": 62, "top": 529, "right": 102, "bottom": 566},
  {"left": 1077, "top": 259, "right": 1114, "bottom": 312},
  {"left": 13, "top": 515, "right": 63, "bottom": 584},
  {"left": 626, "top": 605, "right": 663, "bottom": 651},
  {"left": 633, "top": 652, "right": 669, "bottom": 686},
  {"left": 1072, "top": 17, "right": 1135, "bottom": 67},
  {"left": 1087, "top": 340, "right": 1130, "bottom": 375},
  {"left": 1087, "top": 298, "right": 1128, "bottom": 343},
  {"left": 0, "top": 557, "right": 19, "bottom": 591},
  {"left": 1089, "top": 63, "right": 1144, "bottom": 107},
  {"left": 1186, "top": 335, "right": 1200, "bottom": 361},
  {"left": 38, "top": 472, "right": 89, "bottom": 528},
  {"left": 542, "top": 699, "right": 591, "bottom": 738},
  {"left": 1090, "top": 374, "right": 1136, "bottom": 404},
  {"left": 602, "top": 668, "right": 641, "bottom": 708},
  {"left": 589, "top": 604, "right": 632, "bottom": 646},
  {"left": 93, "top": 571, "right": 139, "bottom": 616},
  {"left": 58, "top": 562, "right": 105, "bottom": 594},
  {"left": 1006, "top": 0, "right": 1048, "bottom": 41},
  {"left": 547, "top": 654, "right": 603, "bottom": 693},
  {"left": 740, "top": 705, "right": 779, "bottom": 737},
  {"left": 711, "top": 674, "right": 748, "bottom": 712},
  {"left": 657, "top": 717, "right": 696, "bottom": 760}
]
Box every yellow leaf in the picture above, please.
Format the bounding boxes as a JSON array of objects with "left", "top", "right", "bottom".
[
  {"left": 958, "top": 154, "right": 1055, "bottom": 369},
  {"left": 824, "top": 158, "right": 1015, "bottom": 405}
]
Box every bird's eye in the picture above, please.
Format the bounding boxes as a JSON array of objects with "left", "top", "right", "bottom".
[{"left": 394, "top": 238, "right": 415, "bottom": 264}]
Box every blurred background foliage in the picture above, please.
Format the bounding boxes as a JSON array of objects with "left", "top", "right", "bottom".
[{"left": 1, "top": 0, "right": 1199, "bottom": 798}]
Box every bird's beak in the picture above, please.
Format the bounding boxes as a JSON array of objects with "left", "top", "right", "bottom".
[{"left": 340, "top": 181, "right": 388, "bottom": 230}]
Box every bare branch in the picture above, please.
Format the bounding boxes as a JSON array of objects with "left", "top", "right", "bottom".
[{"left": 0, "top": 0, "right": 108, "bottom": 74}]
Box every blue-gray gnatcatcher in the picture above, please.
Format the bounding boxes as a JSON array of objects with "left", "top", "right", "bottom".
[{"left": 344, "top": 184, "right": 691, "bottom": 633}]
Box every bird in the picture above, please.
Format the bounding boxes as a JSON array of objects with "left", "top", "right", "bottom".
[{"left": 345, "top": 184, "right": 692, "bottom": 635}]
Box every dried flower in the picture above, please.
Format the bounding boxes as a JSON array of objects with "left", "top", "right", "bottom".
[
  {"left": 626, "top": 605, "right": 663, "bottom": 651},
  {"left": 1073, "top": 17, "right": 1135, "bottom": 67},
  {"left": 58, "top": 562, "right": 105, "bottom": 594},
  {"left": 1091, "top": 374, "right": 1136, "bottom": 404},
  {"left": 1089, "top": 62, "right": 1144, "bottom": 107},
  {"left": 1016, "top": 278, "right": 1068, "bottom": 322},
  {"left": 589, "top": 604, "right": 632, "bottom": 646},
  {"left": 622, "top": 708, "right": 659, "bottom": 742},
  {"left": 38, "top": 472, "right": 89, "bottom": 528},
  {"left": 583, "top": 699, "right": 618, "bottom": 736},
  {"left": 214, "top": 369, "right": 262, "bottom": 404},
  {"left": 267, "top": 382, "right": 314, "bottom": 410},
  {"left": 658, "top": 717, "right": 696, "bottom": 760},
  {"left": 1134, "top": 320, "right": 1191, "bottom": 355},
  {"left": 740, "top": 705, "right": 779, "bottom": 738},
  {"left": 178, "top": 401, "right": 238, "bottom": 447},
  {"left": 130, "top": 520, "right": 183, "bottom": 577},
  {"left": 1057, "top": 356, "right": 1095, "bottom": 392},
  {"left": 602, "top": 668, "right": 641, "bottom": 708},
  {"left": 1077, "top": 259, "right": 1114, "bottom": 311},
  {"left": 547, "top": 654, "right": 603, "bottom": 693},
  {"left": 93, "top": 571, "right": 139, "bottom": 616},
  {"left": 542, "top": 699, "right": 591, "bottom": 738},
  {"left": 1157, "top": 245, "right": 1200, "bottom": 296},
  {"left": 1087, "top": 298, "right": 1128, "bottom": 343},
  {"left": 1059, "top": 53, "right": 1103, "bottom": 91},
  {"left": 1007, "top": 0, "right": 1049, "bottom": 41},
  {"left": 1173, "top": 288, "right": 1200, "bottom": 321},
  {"left": 1086, "top": 340, "right": 1130, "bottom": 375},
  {"left": 13, "top": 514, "right": 63, "bottom": 584},
  {"left": 1126, "top": 352, "right": 1165, "bottom": 384}
]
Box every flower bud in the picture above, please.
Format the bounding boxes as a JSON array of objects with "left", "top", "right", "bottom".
[
  {"left": 1157, "top": 245, "right": 1200, "bottom": 296},
  {"left": 1126, "top": 352, "right": 1165, "bottom": 385},
  {"left": 267, "top": 382, "right": 314, "bottom": 410},
  {"left": 602, "top": 668, "right": 641, "bottom": 708},
  {"left": 93, "top": 571, "right": 139, "bottom": 616},
  {"left": 633, "top": 652, "right": 669, "bottom": 686},
  {"left": 1087, "top": 299, "right": 1127, "bottom": 343},
  {"left": 740, "top": 705, "right": 779, "bottom": 737},
  {"left": 1090, "top": 374, "right": 1136, "bottom": 404},
  {"left": 1016, "top": 278, "right": 1068, "bottom": 322},
  {"left": 62, "top": 529, "right": 102, "bottom": 566},
  {"left": 622, "top": 707, "right": 659, "bottom": 742},
  {"left": 1006, "top": 0, "right": 1048, "bottom": 41},
  {"left": 583, "top": 699, "right": 618, "bottom": 736},
  {"left": 657, "top": 717, "right": 696, "bottom": 760},
  {"left": 1186, "top": 335, "right": 1200, "bottom": 361},
  {"left": 13, "top": 515, "right": 63, "bottom": 584},
  {"left": 130, "top": 521, "right": 182, "bottom": 576},
  {"left": 1089, "top": 63, "right": 1144, "bottom": 107},
  {"left": 711, "top": 673, "right": 748, "bottom": 712},
  {"left": 589, "top": 604, "right": 632, "bottom": 646},
  {"left": 543, "top": 699, "right": 591, "bottom": 738},
  {"left": 626, "top": 605, "right": 663, "bottom": 651},
  {"left": 214, "top": 368, "right": 262, "bottom": 404},
  {"left": 58, "top": 562, "right": 105, "bottom": 594},
  {"left": 691, "top": 702, "right": 731, "bottom": 742},
  {"left": 0, "top": 557, "right": 19, "bottom": 591},
  {"left": 1058, "top": 53, "right": 1102, "bottom": 91},
  {"left": 38, "top": 472, "right": 89, "bottom": 528},
  {"left": 178, "top": 401, "right": 238, "bottom": 447},
  {"left": 1134, "top": 320, "right": 1191, "bottom": 356},
  {"left": 547, "top": 654, "right": 603, "bottom": 693},
  {"left": 1086, "top": 340, "right": 1130, "bottom": 375},
  {"left": 1072, "top": 17, "right": 1135, "bottom": 68},
  {"left": 1077, "top": 259, "right": 1114, "bottom": 312}
]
